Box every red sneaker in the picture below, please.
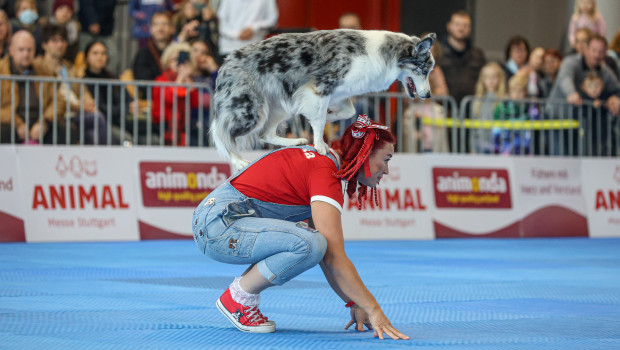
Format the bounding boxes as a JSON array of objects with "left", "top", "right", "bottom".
[{"left": 216, "top": 288, "right": 276, "bottom": 333}]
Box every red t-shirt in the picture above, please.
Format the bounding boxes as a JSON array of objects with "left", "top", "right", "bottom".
[{"left": 231, "top": 148, "right": 344, "bottom": 212}]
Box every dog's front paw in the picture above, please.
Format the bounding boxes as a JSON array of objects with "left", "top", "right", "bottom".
[
  {"left": 232, "top": 158, "right": 251, "bottom": 171},
  {"left": 314, "top": 141, "right": 329, "bottom": 155}
]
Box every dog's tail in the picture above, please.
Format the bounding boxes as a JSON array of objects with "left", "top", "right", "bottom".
[{"left": 209, "top": 103, "right": 265, "bottom": 170}]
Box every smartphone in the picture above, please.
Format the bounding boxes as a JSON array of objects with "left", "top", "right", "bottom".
[{"left": 178, "top": 51, "right": 190, "bottom": 64}]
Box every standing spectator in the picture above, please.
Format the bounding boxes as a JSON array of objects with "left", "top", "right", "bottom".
[
  {"left": 541, "top": 49, "right": 563, "bottom": 98},
  {"left": 437, "top": 10, "right": 486, "bottom": 105},
  {"left": 216, "top": 0, "right": 278, "bottom": 58},
  {"left": 77, "top": 0, "right": 118, "bottom": 74},
  {"left": 34, "top": 24, "right": 110, "bottom": 145},
  {"left": 152, "top": 42, "right": 200, "bottom": 146},
  {"left": 130, "top": 0, "right": 174, "bottom": 49},
  {"left": 338, "top": 12, "right": 361, "bottom": 30},
  {"left": 0, "top": 9, "right": 11, "bottom": 57},
  {"left": 132, "top": 11, "right": 173, "bottom": 93},
  {"left": 518, "top": 46, "right": 546, "bottom": 98},
  {"left": 39, "top": 0, "right": 81, "bottom": 63},
  {"left": 0, "top": 30, "right": 74, "bottom": 144},
  {"left": 568, "top": 0, "right": 606, "bottom": 48},
  {"left": 502, "top": 36, "right": 530, "bottom": 82},
  {"left": 10, "top": 0, "right": 43, "bottom": 55},
  {"left": 548, "top": 34, "right": 620, "bottom": 156},
  {"left": 437, "top": 10, "right": 485, "bottom": 152}
]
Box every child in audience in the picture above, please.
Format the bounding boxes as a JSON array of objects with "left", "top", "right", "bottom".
[
  {"left": 568, "top": 0, "right": 606, "bottom": 48},
  {"left": 472, "top": 62, "right": 506, "bottom": 154},
  {"left": 579, "top": 71, "right": 605, "bottom": 108},
  {"left": 493, "top": 74, "right": 531, "bottom": 155}
]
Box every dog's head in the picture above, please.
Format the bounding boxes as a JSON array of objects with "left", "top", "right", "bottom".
[{"left": 398, "top": 33, "right": 436, "bottom": 99}]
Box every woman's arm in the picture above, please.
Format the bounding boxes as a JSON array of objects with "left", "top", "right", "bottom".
[{"left": 311, "top": 201, "right": 409, "bottom": 340}]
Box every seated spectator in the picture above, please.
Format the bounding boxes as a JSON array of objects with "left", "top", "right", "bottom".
[
  {"left": 77, "top": 0, "right": 118, "bottom": 74},
  {"left": 502, "top": 35, "right": 530, "bottom": 81},
  {"left": 39, "top": 0, "right": 81, "bottom": 63},
  {"left": 0, "top": 10, "right": 10, "bottom": 57},
  {"left": 77, "top": 40, "right": 133, "bottom": 144},
  {"left": 152, "top": 42, "right": 200, "bottom": 146},
  {"left": 133, "top": 11, "right": 173, "bottom": 96},
  {"left": 10, "top": 0, "right": 43, "bottom": 55},
  {"left": 548, "top": 34, "right": 620, "bottom": 156},
  {"left": 568, "top": 0, "right": 605, "bottom": 48},
  {"left": 0, "top": 30, "right": 75, "bottom": 144},
  {"left": 541, "top": 49, "right": 563, "bottom": 98},
  {"left": 35, "top": 24, "right": 111, "bottom": 145},
  {"left": 130, "top": 0, "right": 174, "bottom": 49},
  {"left": 188, "top": 37, "right": 217, "bottom": 146},
  {"left": 471, "top": 62, "right": 506, "bottom": 154}
]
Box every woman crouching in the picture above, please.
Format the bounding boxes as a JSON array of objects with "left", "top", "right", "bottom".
[{"left": 192, "top": 115, "right": 408, "bottom": 340}]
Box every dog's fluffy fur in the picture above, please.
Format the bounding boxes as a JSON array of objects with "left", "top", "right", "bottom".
[{"left": 211, "top": 29, "right": 436, "bottom": 170}]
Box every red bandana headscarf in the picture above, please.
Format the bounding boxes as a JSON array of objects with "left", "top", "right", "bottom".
[{"left": 334, "top": 114, "right": 389, "bottom": 209}]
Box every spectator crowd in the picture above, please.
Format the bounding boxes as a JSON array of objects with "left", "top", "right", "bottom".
[{"left": 0, "top": 0, "right": 618, "bottom": 156}]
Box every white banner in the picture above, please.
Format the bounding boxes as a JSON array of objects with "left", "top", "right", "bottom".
[
  {"left": 0, "top": 146, "right": 25, "bottom": 242},
  {"left": 513, "top": 157, "right": 587, "bottom": 237},
  {"left": 342, "top": 154, "right": 433, "bottom": 240},
  {"left": 19, "top": 147, "right": 138, "bottom": 242},
  {"left": 426, "top": 155, "right": 518, "bottom": 237},
  {"left": 132, "top": 147, "right": 232, "bottom": 239},
  {"left": 582, "top": 159, "right": 620, "bottom": 238}
]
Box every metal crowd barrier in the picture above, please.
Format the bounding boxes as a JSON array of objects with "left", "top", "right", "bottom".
[
  {"left": 1, "top": 74, "right": 617, "bottom": 157},
  {"left": 0, "top": 75, "right": 214, "bottom": 147}
]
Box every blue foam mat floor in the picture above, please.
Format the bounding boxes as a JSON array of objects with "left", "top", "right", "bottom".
[{"left": 1, "top": 238, "right": 620, "bottom": 349}]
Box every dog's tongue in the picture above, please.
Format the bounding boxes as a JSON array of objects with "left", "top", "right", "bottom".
[{"left": 407, "top": 77, "right": 416, "bottom": 97}]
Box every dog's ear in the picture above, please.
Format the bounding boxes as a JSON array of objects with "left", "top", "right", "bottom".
[{"left": 415, "top": 33, "right": 436, "bottom": 56}]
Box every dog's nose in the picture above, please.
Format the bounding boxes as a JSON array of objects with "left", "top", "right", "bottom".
[{"left": 418, "top": 91, "right": 432, "bottom": 99}]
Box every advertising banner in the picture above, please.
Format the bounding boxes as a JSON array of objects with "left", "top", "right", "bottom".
[
  {"left": 582, "top": 159, "right": 620, "bottom": 238},
  {"left": 0, "top": 146, "right": 25, "bottom": 242},
  {"left": 341, "top": 154, "right": 433, "bottom": 240},
  {"left": 513, "top": 157, "right": 587, "bottom": 237},
  {"left": 133, "top": 147, "right": 231, "bottom": 239},
  {"left": 426, "top": 155, "right": 519, "bottom": 238},
  {"left": 19, "top": 147, "right": 138, "bottom": 242}
]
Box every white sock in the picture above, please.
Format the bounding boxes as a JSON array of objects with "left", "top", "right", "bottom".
[{"left": 229, "top": 276, "right": 260, "bottom": 307}]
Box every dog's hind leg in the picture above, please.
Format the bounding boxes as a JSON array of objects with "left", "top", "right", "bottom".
[
  {"left": 260, "top": 107, "right": 308, "bottom": 147},
  {"left": 294, "top": 86, "right": 332, "bottom": 155}
]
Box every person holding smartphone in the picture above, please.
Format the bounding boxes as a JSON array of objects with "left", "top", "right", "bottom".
[{"left": 152, "top": 42, "right": 200, "bottom": 146}]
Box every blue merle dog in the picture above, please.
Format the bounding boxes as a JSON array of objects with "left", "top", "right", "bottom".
[{"left": 210, "top": 29, "right": 436, "bottom": 170}]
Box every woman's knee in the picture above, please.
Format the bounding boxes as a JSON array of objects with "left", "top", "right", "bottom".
[{"left": 293, "top": 230, "right": 327, "bottom": 265}]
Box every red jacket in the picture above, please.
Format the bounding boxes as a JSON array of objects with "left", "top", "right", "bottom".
[{"left": 152, "top": 70, "right": 200, "bottom": 146}]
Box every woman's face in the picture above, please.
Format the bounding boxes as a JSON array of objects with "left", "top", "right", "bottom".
[
  {"left": 510, "top": 43, "right": 528, "bottom": 66},
  {"left": 529, "top": 48, "right": 545, "bottom": 70},
  {"left": 86, "top": 43, "right": 108, "bottom": 71},
  {"left": 356, "top": 142, "right": 394, "bottom": 188},
  {"left": 543, "top": 54, "right": 561, "bottom": 76},
  {"left": 191, "top": 41, "right": 209, "bottom": 67}
]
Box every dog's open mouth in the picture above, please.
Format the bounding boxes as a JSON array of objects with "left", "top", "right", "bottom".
[{"left": 406, "top": 77, "right": 417, "bottom": 97}]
